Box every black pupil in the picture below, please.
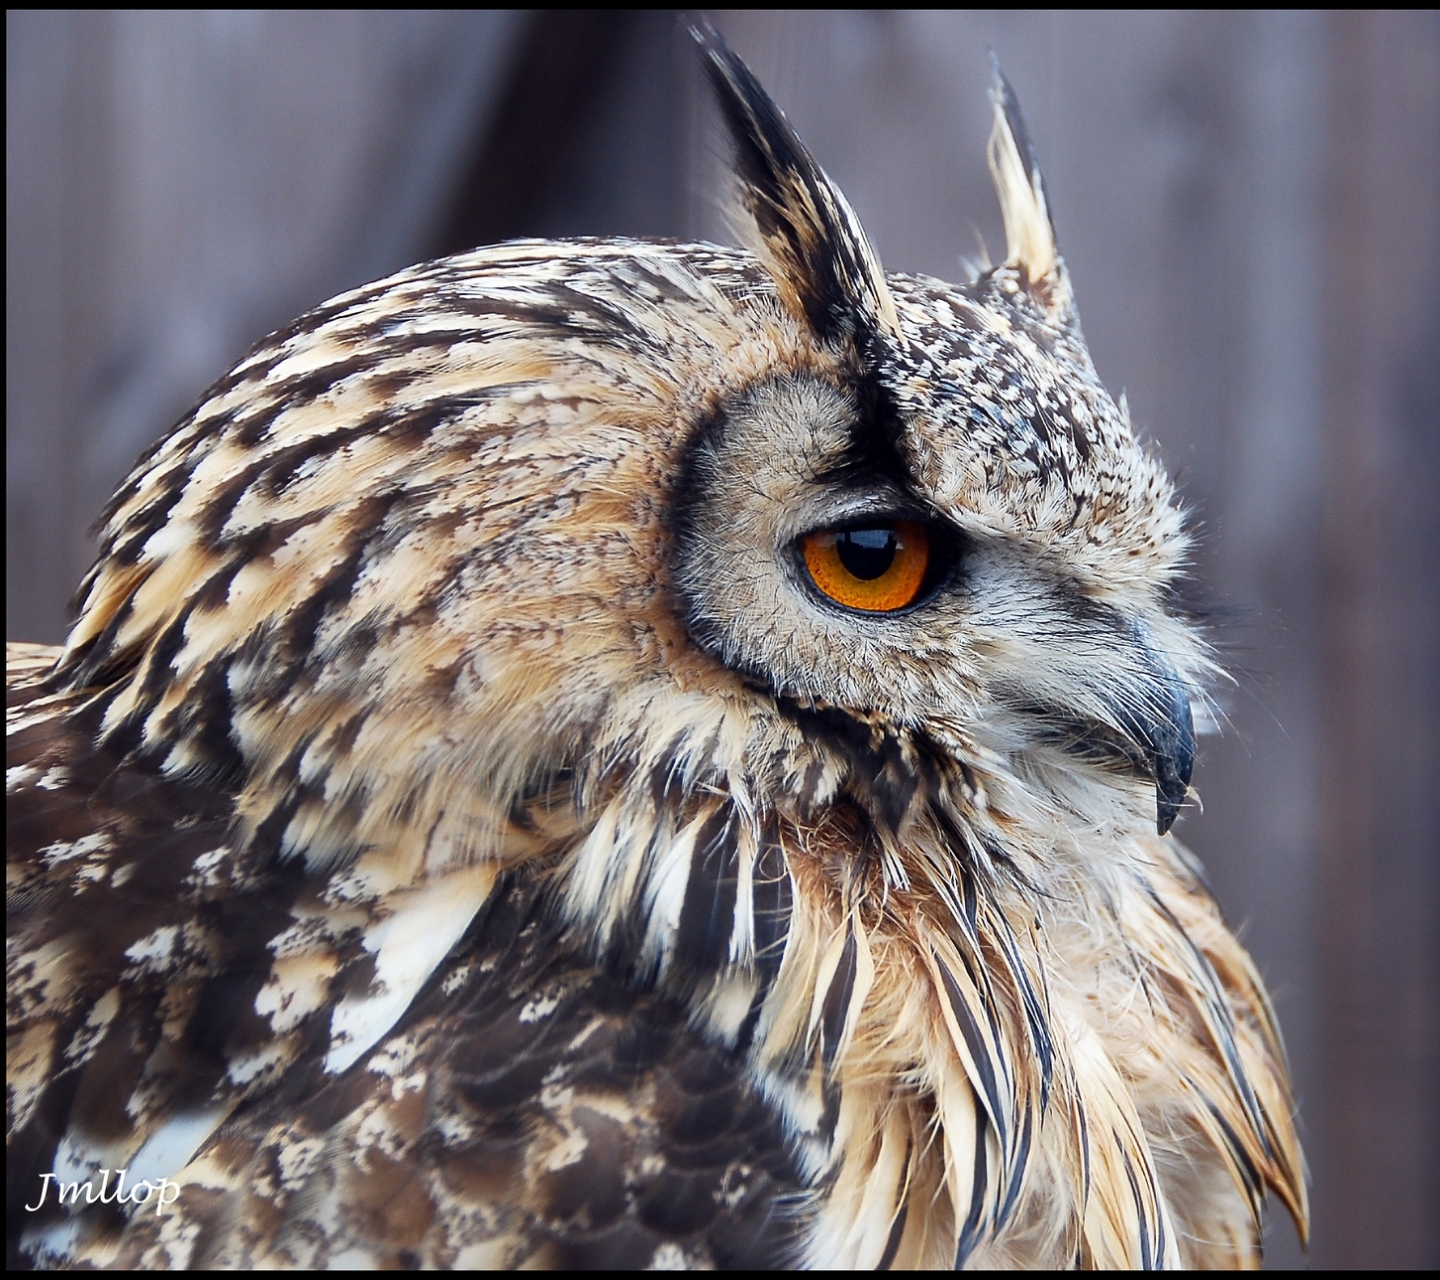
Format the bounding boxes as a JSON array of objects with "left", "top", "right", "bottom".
[{"left": 836, "top": 527, "right": 897, "bottom": 580}]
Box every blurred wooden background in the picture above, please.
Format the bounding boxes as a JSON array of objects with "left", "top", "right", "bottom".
[{"left": 7, "top": 10, "right": 1437, "bottom": 1268}]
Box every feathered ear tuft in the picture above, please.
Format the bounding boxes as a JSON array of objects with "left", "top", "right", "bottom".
[
  {"left": 693, "top": 23, "right": 900, "bottom": 349},
  {"left": 987, "top": 57, "right": 1069, "bottom": 308}
]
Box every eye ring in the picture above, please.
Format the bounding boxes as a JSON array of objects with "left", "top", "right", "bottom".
[{"left": 800, "top": 520, "right": 931, "bottom": 613}]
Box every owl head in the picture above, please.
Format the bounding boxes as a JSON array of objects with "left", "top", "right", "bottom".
[
  {"left": 675, "top": 43, "right": 1202, "bottom": 845},
  {"left": 53, "top": 33, "right": 1203, "bottom": 904}
]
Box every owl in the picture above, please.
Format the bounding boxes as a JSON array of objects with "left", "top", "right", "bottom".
[{"left": 7, "top": 31, "right": 1305, "bottom": 1270}]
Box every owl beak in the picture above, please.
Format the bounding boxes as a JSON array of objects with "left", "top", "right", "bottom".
[
  {"left": 1117, "top": 654, "right": 1195, "bottom": 836},
  {"left": 1147, "top": 675, "right": 1195, "bottom": 836}
]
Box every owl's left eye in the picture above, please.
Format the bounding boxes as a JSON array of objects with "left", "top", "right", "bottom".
[{"left": 800, "top": 521, "right": 931, "bottom": 613}]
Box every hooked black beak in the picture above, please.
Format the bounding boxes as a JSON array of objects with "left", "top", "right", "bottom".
[
  {"left": 1145, "top": 675, "right": 1195, "bottom": 835},
  {"left": 1014, "top": 631, "right": 1197, "bottom": 835},
  {"left": 1113, "top": 651, "right": 1196, "bottom": 835}
]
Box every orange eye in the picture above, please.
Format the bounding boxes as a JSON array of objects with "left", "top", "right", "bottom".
[{"left": 800, "top": 521, "right": 930, "bottom": 613}]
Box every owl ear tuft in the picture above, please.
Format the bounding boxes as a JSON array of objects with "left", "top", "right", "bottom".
[
  {"left": 987, "top": 58, "right": 1070, "bottom": 310},
  {"left": 694, "top": 24, "right": 900, "bottom": 349}
]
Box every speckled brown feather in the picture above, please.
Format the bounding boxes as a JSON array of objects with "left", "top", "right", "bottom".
[{"left": 8, "top": 34, "right": 1304, "bottom": 1270}]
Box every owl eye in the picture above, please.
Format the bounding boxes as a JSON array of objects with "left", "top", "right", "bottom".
[{"left": 800, "top": 520, "right": 931, "bottom": 613}]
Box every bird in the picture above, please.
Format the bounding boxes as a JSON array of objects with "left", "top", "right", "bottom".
[{"left": 7, "top": 30, "right": 1306, "bottom": 1270}]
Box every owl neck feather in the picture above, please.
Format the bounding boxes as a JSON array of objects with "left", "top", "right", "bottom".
[{"left": 543, "top": 714, "right": 1297, "bottom": 1268}]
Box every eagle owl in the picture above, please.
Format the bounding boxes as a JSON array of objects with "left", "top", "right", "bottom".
[{"left": 7, "top": 33, "right": 1305, "bottom": 1269}]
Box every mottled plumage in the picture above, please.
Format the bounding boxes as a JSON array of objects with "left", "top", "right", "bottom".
[{"left": 7, "top": 33, "right": 1305, "bottom": 1269}]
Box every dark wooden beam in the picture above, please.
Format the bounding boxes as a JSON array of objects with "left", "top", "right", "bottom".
[
  {"left": 432, "top": 9, "right": 648, "bottom": 255},
  {"left": 1315, "top": 8, "right": 1440, "bottom": 1268}
]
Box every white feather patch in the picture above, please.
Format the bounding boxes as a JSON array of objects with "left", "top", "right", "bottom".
[{"left": 324, "top": 864, "right": 496, "bottom": 1075}]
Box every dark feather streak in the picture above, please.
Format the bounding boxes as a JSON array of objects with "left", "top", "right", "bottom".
[{"left": 673, "top": 806, "right": 740, "bottom": 977}]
